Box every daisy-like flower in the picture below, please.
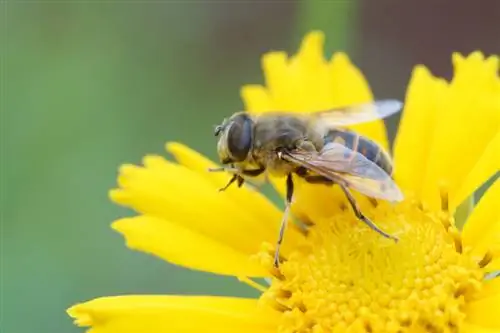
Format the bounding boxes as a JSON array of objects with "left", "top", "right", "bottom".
[{"left": 68, "top": 32, "right": 500, "bottom": 333}]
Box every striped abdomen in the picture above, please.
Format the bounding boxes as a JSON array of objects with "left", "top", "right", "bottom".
[{"left": 324, "top": 128, "right": 393, "bottom": 176}]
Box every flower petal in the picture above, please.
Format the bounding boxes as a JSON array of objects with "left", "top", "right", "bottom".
[
  {"left": 241, "top": 30, "right": 388, "bottom": 149},
  {"left": 67, "top": 295, "right": 278, "bottom": 333},
  {"left": 270, "top": 175, "right": 377, "bottom": 235},
  {"left": 286, "top": 31, "right": 333, "bottom": 112},
  {"left": 111, "top": 148, "right": 303, "bottom": 275},
  {"left": 422, "top": 53, "right": 499, "bottom": 211},
  {"left": 394, "top": 53, "right": 499, "bottom": 211},
  {"left": 290, "top": 177, "right": 347, "bottom": 224},
  {"left": 464, "top": 277, "right": 500, "bottom": 329},
  {"left": 462, "top": 179, "right": 500, "bottom": 261},
  {"left": 477, "top": 276, "right": 500, "bottom": 298},
  {"left": 240, "top": 84, "right": 273, "bottom": 112},
  {"left": 262, "top": 51, "right": 294, "bottom": 110},
  {"left": 110, "top": 159, "right": 267, "bottom": 254},
  {"left": 165, "top": 142, "right": 304, "bottom": 249},
  {"left": 327, "top": 52, "right": 388, "bottom": 150},
  {"left": 393, "top": 65, "right": 447, "bottom": 204},
  {"left": 453, "top": 133, "right": 500, "bottom": 209},
  {"left": 484, "top": 259, "right": 500, "bottom": 272},
  {"left": 462, "top": 323, "right": 500, "bottom": 333},
  {"left": 113, "top": 216, "right": 266, "bottom": 276},
  {"left": 165, "top": 142, "right": 288, "bottom": 230}
]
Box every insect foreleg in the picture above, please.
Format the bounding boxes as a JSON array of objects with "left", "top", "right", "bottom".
[
  {"left": 339, "top": 184, "right": 398, "bottom": 242},
  {"left": 218, "top": 174, "right": 241, "bottom": 192},
  {"left": 208, "top": 166, "right": 265, "bottom": 176},
  {"left": 274, "top": 173, "right": 293, "bottom": 268},
  {"left": 239, "top": 167, "right": 265, "bottom": 177},
  {"left": 214, "top": 167, "right": 266, "bottom": 192},
  {"left": 208, "top": 167, "right": 238, "bottom": 173}
]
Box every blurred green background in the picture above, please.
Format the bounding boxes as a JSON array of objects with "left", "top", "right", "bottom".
[{"left": 2, "top": 1, "right": 498, "bottom": 333}]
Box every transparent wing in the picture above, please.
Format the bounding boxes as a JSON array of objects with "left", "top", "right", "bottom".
[
  {"left": 311, "top": 99, "right": 403, "bottom": 126},
  {"left": 248, "top": 99, "right": 402, "bottom": 127},
  {"left": 284, "top": 142, "right": 403, "bottom": 202}
]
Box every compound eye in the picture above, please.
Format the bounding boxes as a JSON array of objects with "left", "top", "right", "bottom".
[{"left": 227, "top": 116, "right": 253, "bottom": 162}]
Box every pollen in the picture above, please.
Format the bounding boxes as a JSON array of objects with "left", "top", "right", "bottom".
[{"left": 256, "top": 200, "right": 485, "bottom": 333}]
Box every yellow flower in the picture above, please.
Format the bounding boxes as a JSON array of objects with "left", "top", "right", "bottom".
[{"left": 67, "top": 32, "right": 500, "bottom": 333}]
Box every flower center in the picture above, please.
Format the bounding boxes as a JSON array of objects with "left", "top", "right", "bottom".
[{"left": 256, "top": 201, "right": 484, "bottom": 333}]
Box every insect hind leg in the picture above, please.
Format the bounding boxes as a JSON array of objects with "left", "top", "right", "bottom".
[
  {"left": 274, "top": 173, "right": 294, "bottom": 268},
  {"left": 339, "top": 184, "right": 398, "bottom": 242}
]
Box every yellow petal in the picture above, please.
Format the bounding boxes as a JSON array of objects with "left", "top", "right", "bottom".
[
  {"left": 464, "top": 277, "right": 500, "bottom": 329},
  {"left": 462, "top": 179, "right": 500, "bottom": 259},
  {"left": 109, "top": 157, "right": 300, "bottom": 268},
  {"left": 453, "top": 133, "right": 500, "bottom": 209},
  {"left": 111, "top": 145, "right": 304, "bottom": 273},
  {"left": 241, "top": 30, "right": 388, "bottom": 148},
  {"left": 165, "top": 142, "right": 304, "bottom": 252},
  {"left": 476, "top": 276, "right": 500, "bottom": 299},
  {"left": 270, "top": 175, "right": 375, "bottom": 232},
  {"left": 240, "top": 85, "right": 273, "bottom": 113},
  {"left": 110, "top": 159, "right": 269, "bottom": 255},
  {"left": 113, "top": 216, "right": 267, "bottom": 277},
  {"left": 290, "top": 177, "right": 347, "bottom": 224},
  {"left": 393, "top": 65, "right": 447, "bottom": 204},
  {"left": 462, "top": 323, "right": 500, "bottom": 333},
  {"left": 327, "top": 52, "right": 388, "bottom": 150},
  {"left": 166, "top": 142, "right": 285, "bottom": 227},
  {"left": 262, "top": 51, "right": 293, "bottom": 110},
  {"left": 67, "top": 295, "right": 278, "bottom": 333},
  {"left": 394, "top": 53, "right": 500, "bottom": 211},
  {"left": 484, "top": 258, "right": 500, "bottom": 272},
  {"left": 421, "top": 53, "right": 499, "bottom": 211},
  {"left": 287, "top": 31, "right": 332, "bottom": 112}
]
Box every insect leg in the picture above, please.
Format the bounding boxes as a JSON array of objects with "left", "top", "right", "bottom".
[
  {"left": 237, "top": 176, "right": 245, "bottom": 187},
  {"left": 274, "top": 173, "right": 294, "bottom": 268},
  {"left": 339, "top": 184, "right": 398, "bottom": 242},
  {"left": 214, "top": 167, "right": 266, "bottom": 192},
  {"left": 218, "top": 174, "right": 239, "bottom": 192},
  {"left": 240, "top": 167, "right": 265, "bottom": 177},
  {"left": 209, "top": 167, "right": 265, "bottom": 177},
  {"left": 208, "top": 167, "right": 238, "bottom": 173}
]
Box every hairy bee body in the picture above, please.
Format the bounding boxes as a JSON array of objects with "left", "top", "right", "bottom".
[
  {"left": 249, "top": 114, "right": 324, "bottom": 176},
  {"left": 212, "top": 100, "right": 404, "bottom": 268},
  {"left": 237, "top": 114, "right": 392, "bottom": 179}
]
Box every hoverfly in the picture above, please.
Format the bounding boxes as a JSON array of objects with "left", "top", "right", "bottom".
[{"left": 210, "top": 100, "right": 404, "bottom": 268}]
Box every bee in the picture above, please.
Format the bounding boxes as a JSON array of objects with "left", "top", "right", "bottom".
[{"left": 210, "top": 100, "right": 404, "bottom": 268}]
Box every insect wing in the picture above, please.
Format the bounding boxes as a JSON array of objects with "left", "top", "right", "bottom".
[
  {"left": 334, "top": 174, "right": 402, "bottom": 202},
  {"left": 285, "top": 142, "right": 403, "bottom": 202},
  {"left": 312, "top": 99, "right": 403, "bottom": 127}
]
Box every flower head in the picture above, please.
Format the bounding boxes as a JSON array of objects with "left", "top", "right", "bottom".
[{"left": 68, "top": 32, "right": 500, "bottom": 333}]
